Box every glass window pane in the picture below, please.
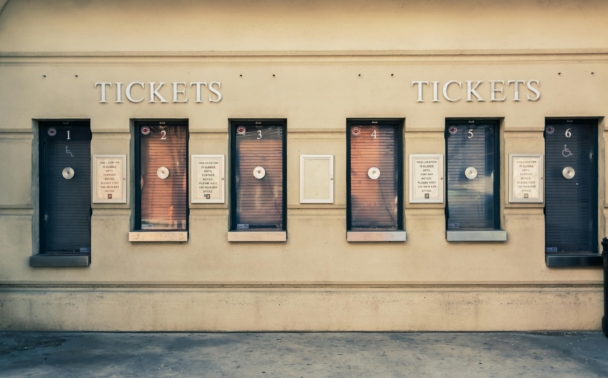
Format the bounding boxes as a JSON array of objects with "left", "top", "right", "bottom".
[
  {"left": 350, "top": 124, "right": 399, "bottom": 230},
  {"left": 139, "top": 125, "right": 188, "bottom": 230},
  {"left": 446, "top": 123, "right": 496, "bottom": 230},
  {"left": 545, "top": 122, "right": 597, "bottom": 252},
  {"left": 233, "top": 124, "right": 284, "bottom": 230},
  {"left": 42, "top": 124, "right": 91, "bottom": 252}
]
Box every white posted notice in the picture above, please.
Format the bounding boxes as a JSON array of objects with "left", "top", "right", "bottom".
[
  {"left": 510, "top": 154, "right": 543, "bottom": 203},
  {"left": 93, "top": 155, "right": 127, "bottom": 203},
  {"left": 191, "top": 155, "right": 224, "bottom": 203},
  {"left": 409, "top": 154, "right": 444, "bottom": 203}
]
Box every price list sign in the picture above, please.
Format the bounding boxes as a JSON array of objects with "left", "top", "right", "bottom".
[
  {"left": 191, "top": 155, "right": 225, "bottom": 203},
  {"left": 409, "top": 154, "right": 444, "bottom": 203},
  {"left": 509, "top": 154, "right": 544, "bottom": 203},
  {"left": 93, "top": 155, "right": 127, "bottom": 203}
]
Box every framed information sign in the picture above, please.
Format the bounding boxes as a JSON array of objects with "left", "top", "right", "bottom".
[
  {"left": 508, "top": 154, "right": 544, "bottom": 203},
  {"left": 92, "top": 154, "right": 127, "bottom": 203},
  {"left": 191, "top": 154, "right": 225, "bottom": 203},
  {"left": 409, "top": 154, "right": 444, "bottom": 203},
  {"left": 300, "top": 155, "right": 334, "bottom": 204}
]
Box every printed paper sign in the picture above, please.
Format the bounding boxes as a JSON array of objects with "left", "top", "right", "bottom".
[
  {"left": 509, "top": 154, "right": 544, "bottom": 203},
  {"left": 93, "top": 155, "right": 127, "bottom": 203},
  {"left": 191, "top": 155, "right": 224, "bottom": 203},
  {"left": 409, "top": 154, "right": 444, "bottom": 203}
]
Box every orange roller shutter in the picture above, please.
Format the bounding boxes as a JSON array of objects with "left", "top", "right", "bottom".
[
  {"left": 139, "top": 125, "right": 188, "bottom": 230},
  {"left": 349, "top": 124, "right": 399, "bottom": 230},
  {"left": 233, "top": 124, "right": 284, "bottom": 230}
]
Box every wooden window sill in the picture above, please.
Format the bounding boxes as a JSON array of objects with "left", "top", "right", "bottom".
[
  {"left": 29, "top": 254, "right": 90, "bottom": 267},
  {"left": 446, "top": 230, "right": 507, "bottom": 242},
  {"left": 128, "top": 231, "right": 188, "bottom": 242},
  {"left": 545, "top": 253, "right": 602, "bottom": 267},
  {"left": 347, "top": 231, "right": 406, "bottom": 242},
  {"left": 227, "top": 231, "right": 287, "bottom": 242}
]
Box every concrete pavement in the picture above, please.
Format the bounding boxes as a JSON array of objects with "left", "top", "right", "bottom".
[{"left": 1, "top": 332, "right": 607, "bottom": 377}]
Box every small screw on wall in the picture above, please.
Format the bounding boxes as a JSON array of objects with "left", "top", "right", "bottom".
[
  {"left": 558, "top": 72, "right": 561, "bottom": 75},
  {"left": 358, "top": 74, "right": 361, "bottom": 77},
  {"left": 42, "top": 75, "right": 46, "bottom": 78},
  {"left": 75, "top": 75, "right": 78, "bottom": 78},
  {"left": 272, "top": 74, "right": 275, "bottom": 77}
]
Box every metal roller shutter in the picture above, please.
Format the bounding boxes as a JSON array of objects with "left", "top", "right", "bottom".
[
  {"left": 544, "top": 121, "right": 597, "bottom": 253},
  {"left": 446, "top": 122, "right": 498, "bottom": 230},
  {"left": 349, "top": 124, "right": 399, "bottom": 230},
  {"left": 41, "top": 123, "right": 91, "bottom": 253},
  {"left": 138, "top": 124, "right": 188, "bottom": 230},
  {"left": 232, "top": 124, "right": 285, "bottom": 230}
]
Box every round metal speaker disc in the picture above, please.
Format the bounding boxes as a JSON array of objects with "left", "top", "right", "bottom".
[
  {"left": 562, "top": 167, "right": 575, "bottom": 179},
  {"left": 62, "top": 167, "right": 74, "bottom": 179},
  {"left": 368, "top": 167, "right": 380, "bottom": 180},
  {"left": 157, "top": 166, "right": 170, "bottom": 180},
  {"left": 253, "top": 166, "right": 266, "bottom": 179},
  {"left": 465, "top": 167, "right": 478, "bottom": 180}
]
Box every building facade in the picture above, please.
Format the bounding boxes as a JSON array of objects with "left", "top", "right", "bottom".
[{"left": 0, "top": 0, "right": 607, "bottom": 331}]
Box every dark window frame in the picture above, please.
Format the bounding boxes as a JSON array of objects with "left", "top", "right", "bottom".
[
  {"left": 229, "top": 119, "right": 288, "bottom": 232},
  {"left": 38, "top": 120, "right": 92, "bottom": 255},
  {"left": 133, "top": 119, "right": 189, "bottom": 232},
  {"left": 544, "top": 118, "right": 599, "bottom": 255},
  {"left": 444, "top": 118, "right": 501, "bottom": 231},
  {"left": 346, "top": 118, "right": 404, "bottom": 232}
]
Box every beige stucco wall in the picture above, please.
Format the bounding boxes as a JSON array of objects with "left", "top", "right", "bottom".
[{"left": 0, "top": 0, "right": 607, "bottom": 330}]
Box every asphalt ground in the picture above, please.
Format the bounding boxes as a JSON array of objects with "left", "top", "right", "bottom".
[{"left": 0, "top": 332, "right": 607, "bottom": 377}]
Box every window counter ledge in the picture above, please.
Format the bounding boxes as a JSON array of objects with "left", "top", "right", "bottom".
[
  {"left": 347, "top": 231, "right": 406, "bottom": 242},
  {"left": 29, "top": 254, "right": 90, "bottom": 267},
  {"left": 227, "top": 231, "right": 287, "bottom": 242},
  {"left": 128, "top": 231, "right": 188, "bottom": 242},
  {"left": 546, "top": 253, "right": 602, "bottom": 267},
  {"left": 446, "top": 230, "right": 507, "bottom": 242}
]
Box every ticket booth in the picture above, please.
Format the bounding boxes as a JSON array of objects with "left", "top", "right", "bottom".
[
  {"left": 346, "top": 119, "right": 404, "bottom": 242},
  {"left": 544, "top": 119, "right": 600, "bottom": 266},
  {"left": 31, "top": 121, "right": 92, "bottom": 267},
  {"left": 445, "top": 119, "right": 505, "bottom": 241},
  {"left": 132, "top": 121, "right": 189, "bottom": 235},
  {"left": 229, "top": 120, "right": 287, "bottom": 241}
]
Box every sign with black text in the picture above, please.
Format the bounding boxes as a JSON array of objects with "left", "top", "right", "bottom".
[
  {"left": 92, "top": 155, "right": 127, "bottom": 203},
  {"left": 509, "top": 154, "right": 544, "bottom": 203},
  {"left": 409, "top": 154, "right": 444, "bottom": 203},
  {"left": 191, "top": 155, "right": 224, "bottom": 203}
]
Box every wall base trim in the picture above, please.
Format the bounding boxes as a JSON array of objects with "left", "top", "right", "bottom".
[{"left": 0, "top": 286, "right": 600, "bottom": 331}]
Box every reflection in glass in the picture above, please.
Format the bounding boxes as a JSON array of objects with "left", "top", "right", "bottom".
[
  {"left": 446, "top": 123, "right": 496, "bottom": 230},
  {"left": 233, "top": 125, "right": 284, "bottom": 230},
  {"left": 140, "top": 125, "right": 187, "bottom": 230},
  {"left": 350, "top": 125, "right": 399, "bottom": 230}
]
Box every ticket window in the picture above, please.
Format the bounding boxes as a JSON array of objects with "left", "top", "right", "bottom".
[
  {"left": 346, "top": 120, "right": 405, "bottom": 242},
  {"left": 229, "top": 120, "right": 286, "bottom": 239},
  {"left": 544, "top": 120, "right": 598, "bottom": 266},
  {"left": 134, "top": 121, "right": 188, "bottom": 232},
  {"left": 33, "top": 121, "right": 92, "bottom": 267},
  {"left": 445, "top": 120, "right": 505, "bottom": 242}
]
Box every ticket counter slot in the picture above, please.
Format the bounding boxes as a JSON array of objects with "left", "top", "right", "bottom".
[
  {"left": 228, "top": 120, "right": 287, "bottom": 242},
  {"left": 544, "top": 119, "right": 600, "bottom": 267},
  {"left": 346, "top": 119, "right": 405, "bottom": 242},
  {"left": 31, "top": 121, "right": 92, "bottom": 267},
  {"left": 445, "top": 120, "right": 505, "bottom": 242},
  {"left": 130, "top": 121, "right": 188, "bottom": 242}
]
